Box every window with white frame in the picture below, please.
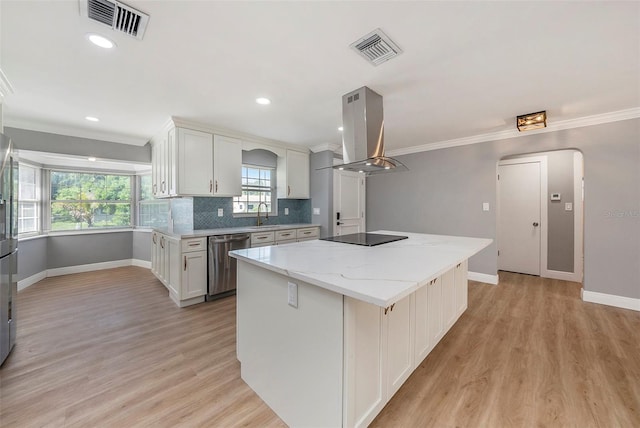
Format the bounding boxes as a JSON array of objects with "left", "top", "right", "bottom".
[
  {"left": 49, "top": 171, "right": 132, "bottom": 231},
  {"left": 233, "top": 165, "right": 276, "bottom": 215},
  {"left": 18, "top": 163, "right": 40, "bottom": 235}
]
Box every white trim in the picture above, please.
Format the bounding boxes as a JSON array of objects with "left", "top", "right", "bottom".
[
  {"left": 573, "top": 152, "right": 584, "bottom": 283},
  {"left": 310, "top": 143, "right": 341, "bottom": 154},
  {"left": 46, "top": 228, "right": 134, "bottom": 237},
  {"left": 131, "top": 259, "right": 152, "bottom": 269},
  {"left": 581, "top": 289, "right": 640, "bottom": 312},
  {"left": 545, "top": 269, "right": 581, "bottom": 282},
  {"left": 0, "top": 68, "right": 14, "bottom": 101},
  {"left": 387, "top": 107, "right": 640, "bottom": 157},
  {"left": 17, "top": 271, "right": 47, "bottom": 291},
  {"left": 468, "top": 271, "right": 499, "bottom": 285},
  {"left": 497, "top": 156, "right": 548, "bottom": 278},
  {"left": 47, "top": 259, "right": 132, "bottom": 277}
]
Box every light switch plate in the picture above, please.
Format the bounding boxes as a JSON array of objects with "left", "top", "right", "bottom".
[
  {"left": 284, "top": 207, "right": 289, "bottom": 215},
  {"left": 288, "top": 282, "right": 298, "bottom": 308},
  {"left": 482, "top": 202, "right": 490, "bottom": 212},
  {"left": 217, "top": 208, "right": 223, "bottom": 217},
  {"left": 313, "top": 207, "right": 320, "bottom": 215},
  {"left": 565, "top": 202, "right": 573, "bottom": 211}
]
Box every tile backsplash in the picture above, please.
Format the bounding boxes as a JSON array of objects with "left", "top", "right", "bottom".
[{"left": 193, "top": 197, "right": 311, "bottom": 229}]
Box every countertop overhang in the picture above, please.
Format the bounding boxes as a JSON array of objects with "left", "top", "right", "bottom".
[
  {"left": 153, "top": 223, "right": 321, "bottom": 239},
  {"left": 230, "top": 230, "right": 492, "bottom": 307}
]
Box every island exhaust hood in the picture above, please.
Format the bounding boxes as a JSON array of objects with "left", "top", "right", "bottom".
[{"left": 334, "top": 86, "right": 408, "bottom": 175}]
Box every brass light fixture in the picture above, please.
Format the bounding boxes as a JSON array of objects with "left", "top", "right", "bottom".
[{"left": 517, "top": 110, "right": 547, "bottom": 132}]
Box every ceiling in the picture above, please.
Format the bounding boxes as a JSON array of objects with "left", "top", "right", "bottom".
[{"left": 1, "top": 1, "right": 639, "bottom": 153}]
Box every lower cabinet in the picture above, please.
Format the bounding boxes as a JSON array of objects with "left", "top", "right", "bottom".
[
  {"left": 151, "top": 233, "right": 207, "bottom": 307},
  {"left": 344, "top": 265, "right": 469, "bottom": 428}
]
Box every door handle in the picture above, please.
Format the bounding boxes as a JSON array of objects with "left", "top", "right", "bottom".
[
  {"left": 337, "top": 221, "right": 343, "bottom": 226},
  {"left": 533, "top": 222, "right": 539, "bottom": 227}
]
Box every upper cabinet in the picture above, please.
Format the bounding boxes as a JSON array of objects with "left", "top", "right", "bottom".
[
  {"left": 152, "top": 125, "right": 242, "bottom": 198},
  {"left": 277, "top": 149, "right": 310, "bottom": 199},
  {"left": 213, "top": 135, "right": 242, "bottom": 197}
]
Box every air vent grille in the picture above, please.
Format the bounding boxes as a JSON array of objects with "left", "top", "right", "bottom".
[
  {"left": 84, "top": 0, "right": 149, "bottom": 40},
  {"left": 350, "top": 29, "right": 402, "bottom": 66}
]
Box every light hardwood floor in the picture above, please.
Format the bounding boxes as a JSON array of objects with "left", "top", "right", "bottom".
[{"left": 1, "top": 267, "right": 639, "bottom": 427}]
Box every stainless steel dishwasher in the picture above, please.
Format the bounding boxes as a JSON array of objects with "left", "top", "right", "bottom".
[{"left": 206, "top": 233, "right": 250, "bottom": 300}]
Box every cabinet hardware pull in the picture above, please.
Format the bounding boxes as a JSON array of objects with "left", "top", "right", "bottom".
[
  {"left": 257, "top": 236, "right": 267, "bottom": 240},
  {"left": 390, "top": 303, "right": 395, "bottom": 312},
  {"left": 384, "top": 307, "right": 389, "bottom": 315},
  {"left": 210, "top": 180, "right": 213, "bottom": 193},
  {"left": 184, "top": 256, "right": 187, "bottom": 271},
  {"left": 215, "top": 180, "right": 218, "bottom": 192},
  {"left": 304, "top": 231, "right": 311, "bottom": 235},
  {"left": 160, "top": 237, "right": 165, "bottom": 249},
  {"left": 282, "top": 233, "right": 291, "bottom": 236},
  {"left": 457, "top": 263, "right": 461, "bottom": 268},
  {"left": 288, "top": 185, "right": 290, "bottom": 196},
  {"left": 152, "top": 234, "right": 157, "bottom": 244},
  {"left": 161, "top": 181, "right": 166, "bottom": 192},
  {"left": 153, "top": 184, "right": 157, "bottom": 194},
  {"left": 188, "top": 242, "right": 199, "bottom": 246}
]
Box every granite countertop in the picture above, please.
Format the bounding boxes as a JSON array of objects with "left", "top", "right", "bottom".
[
  {"left": 229, "top": 230, "right": 492, "bottom": 307},
  {"left": 154, "top": 223, "right": 321, "bottom": 239}
]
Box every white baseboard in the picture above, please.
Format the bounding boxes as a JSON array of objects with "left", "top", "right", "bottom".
[
  {"left": 17, "top": 271, "right": 47, "bottom": 291},
  {"left": 131, "top": 259, "right": 152, "bottom": 269},
  {"left": 581, "top": 288, "right": 640, "bottom": 312},
  {"left": 544, "top": 269, "right": 582, "bottom": 283},
  {"left": 17, "top": 259, "right": 152, "bottom": 291},
  {"left": 468, "top": 271, "right": 499, "bottom": 285}
]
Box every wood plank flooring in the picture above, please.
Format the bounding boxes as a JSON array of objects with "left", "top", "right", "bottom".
[{"left": 1, "top": 268, "right": 638, "bottom": 427}]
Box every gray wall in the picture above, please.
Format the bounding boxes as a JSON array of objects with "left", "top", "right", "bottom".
[
  {"left": 133, "top": 230, "right": 152, "bottom": 262},
  {"left": 503, "top": 150, "right": 576, "bottom": 272},
  {"left": 47, "top": 232, "right": 133, "bottom": 269},
  {"left": 16, "top": 237, "right": 47, "bottom": 281},
  {"left": 310, "top": 151, "right": 334, "bottom": 238},
  {"left": 368, "top": 118, "right": 640, "bottom": 299},
  {"left": 5, "top": 127, "right": 151, "bottom": 163}
]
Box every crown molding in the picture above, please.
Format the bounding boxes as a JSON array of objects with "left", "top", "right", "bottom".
[
  {"left": 310, "top": 143, "right": 341, "bottom": 153},
  {"left": 387, "top": 107, "right": 640, "bottom": 157},
  {"left": 0, "top": 68, "right": 14, "bottom": 101},
  {"left": 3, "top": 117, "right": 150, "bottom": 146}
]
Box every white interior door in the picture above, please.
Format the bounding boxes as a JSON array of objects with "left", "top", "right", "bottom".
[
  {"left": 498, "top": 160, "right": 544, "bottom": 275},
  {"left": 333, "top": 170, "right": 365, "bottom": 236}
]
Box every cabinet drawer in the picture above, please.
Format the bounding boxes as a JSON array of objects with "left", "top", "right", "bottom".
[
  {"left": 251, "top": 232, "right": 275, "bottom": 246},
  {"left": 296, "top": 227, "right": 319, "bottom": 240},
  {"left": 181, "top": 237, "right": 206, "bottom": 252},
  {"left": 275, "top": 229, "right": 296, "bottom": 242}
]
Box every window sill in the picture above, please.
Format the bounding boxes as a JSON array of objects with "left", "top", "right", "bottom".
[
  {"left": 45, "top": 228, "right": 135, "bottom": 237},
  {"left": 232, "top": 213, "right": 278, "bottom": 219},
  {"left": 18, "top": 233, "right": 47, "bottom": 242}
]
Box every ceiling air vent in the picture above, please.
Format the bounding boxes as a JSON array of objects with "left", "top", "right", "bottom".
[
  {"left": 349, "top": 28, "right": 402, "bottom": 66},
  {"left": 82, "top": 0, "right": 149, "bottom": 40}
]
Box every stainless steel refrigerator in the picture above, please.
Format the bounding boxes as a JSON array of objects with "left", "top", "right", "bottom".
[{"left": 0, "top": 133, "right": 18, "bottom": 366}]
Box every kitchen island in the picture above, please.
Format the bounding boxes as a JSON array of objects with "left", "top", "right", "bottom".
[{"left": 230, "top": 231, "right": 491, "bottom": 427}]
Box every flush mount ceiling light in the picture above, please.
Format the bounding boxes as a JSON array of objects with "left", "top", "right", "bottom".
[
  {"left": 88, "top": 157, "right": 97, "bottom": 162},
  {"left": 86, "top": 33, "right": 116, "bottom": 49},
  {"left": 256, "top": 97, "right": 271, "bottom": 105},
  {"left": 517, "top": 110, "right": 547, "bottom": 132},
  {"left": 85, "top": 116, "right": 100, "bottom": 122},
  {"left": 338, "top": 126, "right": 344, "bottom": 131}
]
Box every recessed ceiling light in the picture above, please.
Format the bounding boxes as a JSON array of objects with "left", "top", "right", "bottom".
[
  {"left": 338, "top": 126, "right": 344, "bottom": 131},
  {"left": 85, "top": 116, "right": 100, "bottom": 122},
  {"left": 86, "top": 33, "right": 116, "bottom": 49},
  {"left": 256, "top": 97, "right": 271, "bottom": 105},
  {"left": 88, "top": 157, "right": 97, "bottom": 162}
]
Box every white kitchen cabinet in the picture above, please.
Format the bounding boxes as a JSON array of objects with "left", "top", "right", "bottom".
[
  {"left": 151, "top": 231, "right": 160, "bottom": 277},
  {"left": 166, "top": 236, "right": 181, "bottom": 298},
  {"left": 251, "top": 231, "right": 275, "bottom": 247},
  {"left": 296, "top": 227, "right": 319, "bottom": 241},
  {"left": 442, "top": 269, "right": 457, "bottom": 330},
  {"left": 177, "top": 128, "right": 214, "bottom": 196},
  {"left": 181, "top": 251, "right": 207, "bottom": 300},
  {"left": 275, "top": 229, "right": 296, "bottom": 244},
  {"left": 343, "top": 293, "right": 414, "bottom": 428},
  {"left": 213, "top": 135, "right": 242, "bottom": 196},
  {"left": 277, "top": 149, "right": 310, "bottom": 199},
  {"left": 427, "top": 276, "right": 444, "bottom": 349},
  {"left": 455, "top": 260, "right": 469, "bottom": 317}
]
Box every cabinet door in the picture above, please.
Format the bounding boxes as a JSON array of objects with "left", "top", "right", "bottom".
[
  {"left": 181, "top": 250, "right": 207, "bottom": 299},
  {"left": 151, "top": 142, "right": 159, "bottom": 197},
  {"left": 213, "top": 135, "right": 242, "bottom": 196},
  {"left": 287, "top": 150, "right": 309, "bottom": 198},
  {"left": 427, "top": 276, "right": 444, "bottom": 347},
  {"left": 343, "top": 297, "right": 386, "bottom": 428},
  {"left": 177, "top": 128, "right": 214, "bottom": 195},
  {"left": 167, "top": 128, "right": 177, "bottom": 196},
  {"left": 385, "top": 294, "right": 414, "bottom": 399},
  {"left": 455, "top": 261, "right": 468, "bottom": 317},
  {"left": 154, "top": 137, "right": 169, "bottom": 197},
  {"left": 151, "top": 232, "right": 159, "bottom": 276},
  {"left": 167, "top": 237, "right": 181, "bottom": 298},
  {"left": 413, "top": 284, "right": 430, "bottom": 365},
  {"left": 442, "top": 269, "right": 457, "bottom": 330}
]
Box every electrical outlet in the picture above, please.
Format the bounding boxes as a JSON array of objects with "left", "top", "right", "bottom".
[
  {"left": 482, "top": 202, "right": 490, "bottom": 212},
  {"left": 313, "top": 207, "right": 320, "bottom": 215},
  {"left": 284, "top": 207, "right": 289, "bottom": 215},
  {"left": 218, "top": 208, "right": 223, "bottom": 217},
  {"left": 288, "top": 282, "right": 298, "bottom": 308},
  {"left": 565, "top": 202, "right": 573, "bottom": 211}
]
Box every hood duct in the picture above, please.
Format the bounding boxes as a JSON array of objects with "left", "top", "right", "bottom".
[{"left": 334, "top": 86, "right": 407, "bottom": 175}]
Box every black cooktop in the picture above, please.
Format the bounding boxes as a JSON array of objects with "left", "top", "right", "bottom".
[{"left": 321, "top": 233, "right": 408, "bottom": 247}]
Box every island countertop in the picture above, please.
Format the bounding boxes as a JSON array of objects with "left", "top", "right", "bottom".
[{"left": 230, "top": 230, "right": 492, "bottom": 307}]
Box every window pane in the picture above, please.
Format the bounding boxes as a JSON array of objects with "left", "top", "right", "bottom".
[
  {"left": 140, "top": 174, "right": 153, "bottom": 201},
  {"left": 233, "top": 165, "right": 275, "bottom": 214},
  {"left": 139, "top": 200, "right": 168, "bottom": 228}
]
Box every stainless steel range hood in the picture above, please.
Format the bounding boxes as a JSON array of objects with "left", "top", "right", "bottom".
[{"left": 334, "top": 86, "right": 407, "bottom": 175}]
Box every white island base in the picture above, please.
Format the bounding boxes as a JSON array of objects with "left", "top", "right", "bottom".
[{"left": 233, "top": 232, "right": 488, "bottom": 427}]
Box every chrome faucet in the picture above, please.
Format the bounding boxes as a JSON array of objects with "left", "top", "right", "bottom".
[{"left": 256, "top": 202, "right": 269, "bottom": 226}]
